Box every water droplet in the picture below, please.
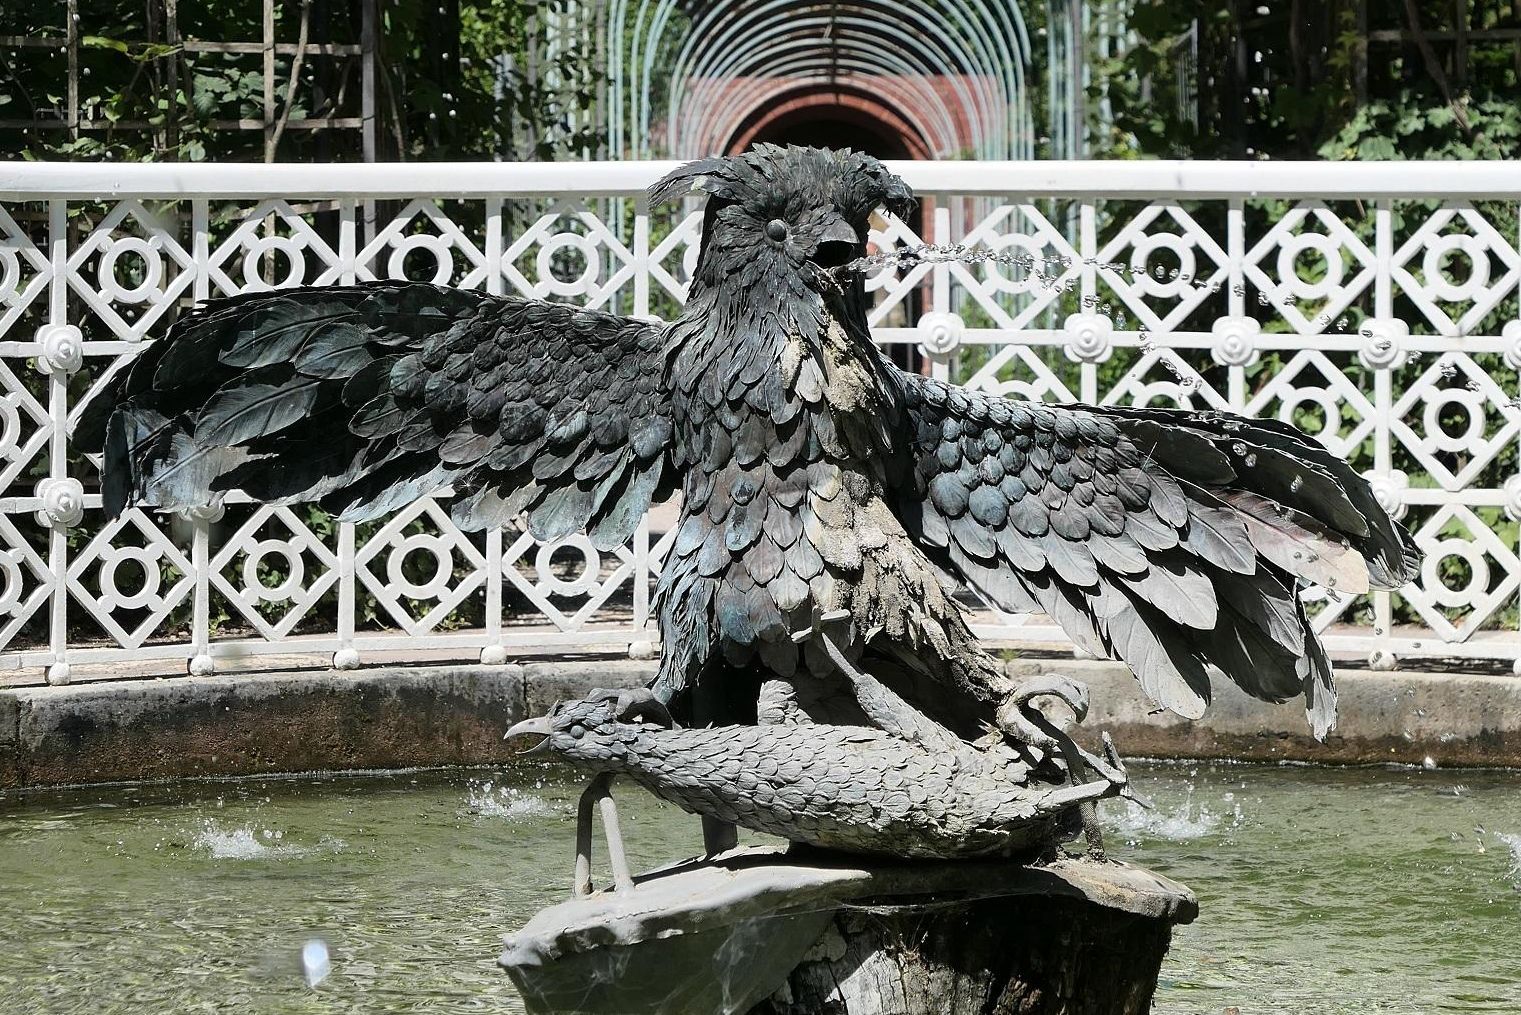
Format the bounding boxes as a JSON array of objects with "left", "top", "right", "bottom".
[
  {"left": 1244, "top": 453, "right": 1257, "bottom": 467},
  {"left": 301, "top": 939, "right": 331, "bottom": 988},
  {"left": 1231, "top": 441, "right": 1247, "bottom": 456},
  {"left": 1289, "top": 476, "right": 1305, "bottom": 493}
]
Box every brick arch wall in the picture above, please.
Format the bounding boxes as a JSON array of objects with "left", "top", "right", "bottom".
[{"left": 725, "top": 87, "right": 934, "bottom": 160}]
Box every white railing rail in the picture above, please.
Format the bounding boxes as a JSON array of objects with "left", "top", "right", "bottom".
[{"left": 0, "top": 160, "right": 1516, "bottom": 683}]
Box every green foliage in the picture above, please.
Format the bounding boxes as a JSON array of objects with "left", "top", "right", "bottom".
[
  {"left": 1, "top": 0, "right": 604, "bottom": 164},
  {"left": 1319, "top": 91, "right": 1521, "bottom": 162},
  {"left": 1090, "top": 0, "right": 1520, "bottom": 164}
]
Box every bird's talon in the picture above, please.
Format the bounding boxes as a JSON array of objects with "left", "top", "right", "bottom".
[{"left": 612, "top": 687, "right": 675, "bottom": 729}]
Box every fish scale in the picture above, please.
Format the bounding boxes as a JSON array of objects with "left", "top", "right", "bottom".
[{"left": 556, "top": 716, "right": 1093, "bottom": 859}]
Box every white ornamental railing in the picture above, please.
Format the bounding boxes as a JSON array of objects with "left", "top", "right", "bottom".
[{"left": 0, "top": 160, "right": 1517, "bottom": 684}]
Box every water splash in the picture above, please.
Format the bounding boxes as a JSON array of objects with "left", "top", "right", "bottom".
[
  {"left": 190, "top": 820, "right": 341, "bottom": 860},
  {"left": 301, "top": 939, "right": 332, "bottom": 988},
  {"left": 465, "top": 781, "right": 554, "bottom": 821},
  {"left": 1497, "top": 832, "right": 1521, "bottom": 888},
  {"left": 1108, "top": 785, "right": 1230, "bottom": 842}
]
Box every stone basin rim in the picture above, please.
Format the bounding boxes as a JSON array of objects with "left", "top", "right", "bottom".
[{"left": 499, "top": 846, "right": 1198, "bottom": 968}]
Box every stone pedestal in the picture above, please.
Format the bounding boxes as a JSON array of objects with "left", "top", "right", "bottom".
[{"left": 500, "top": 847, "right": 1196, "bottom": 1015}]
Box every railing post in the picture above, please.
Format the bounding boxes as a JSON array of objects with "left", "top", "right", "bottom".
[
  {"left": 338, "top": 197, "right": 359, "bottom": 283},
  {"left": 1226, "top": 197, "right": 1246, "bottom": 409},
  {"left": 632, "top": 195, "right": 650, "bottom": 320},
  {"left": 189, "top": 510, "right": 213, "bottom": 675},
  {"left": 485, "top": 198, "right": 504, "bottom": 296},
  {"left": 1371, "top": 198, "right": 1396, "bottom": 669},
  {"left": 335, "top": 521, "right": 357, "bottom": 670},
  {"left": 1078, "top": 198, "right": 1098, "bottom": 404},
  {"left": 45, "top": 199, "right": 70, "bottom": 685},
  {"left": 930, "top": 198, "right": 952, "bottom": 384}
]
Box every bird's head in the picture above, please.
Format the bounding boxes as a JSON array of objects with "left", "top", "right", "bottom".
[
  {"left": 504, "top": 688, "right": 674, "bottom": 762},
  {"left": 651, "top": 145, "right": 914, "bottom": 300}
]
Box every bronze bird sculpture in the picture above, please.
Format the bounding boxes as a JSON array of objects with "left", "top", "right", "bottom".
[
  {"left": 76, "top": 145, "right": 1419, "bottom": 859},
  {"left": 505, "top": 678, "right": 1125, "bottom": 878}
]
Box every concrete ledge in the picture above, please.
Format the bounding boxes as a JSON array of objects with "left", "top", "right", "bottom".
[
  {"left": 0, "top": 664, "right": 529, "bottom": 788},
  {"left": 1, "top": 657, "right": 1517, "bottom": 788},
  {"left": 1010, "top": 657, "right": 1521, "bottom": 769}
]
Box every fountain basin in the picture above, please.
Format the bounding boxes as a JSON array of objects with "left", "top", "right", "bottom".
[
  {"left": 501, "top": 847, "right": 1196, "bottom": 1015},
  {"left": 2, "top": 763, "right": 1519, "bottom": 1012}
]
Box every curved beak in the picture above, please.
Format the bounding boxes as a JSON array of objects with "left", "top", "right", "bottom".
[
  {"left": 504, "top": 716, "right": 553, "bottom": 754},
  {"left": 818, "top": 215, "right": 860, "bottom": 246},
  {"left": 812, "top": 214, "right": 862, "bottom": 269}
]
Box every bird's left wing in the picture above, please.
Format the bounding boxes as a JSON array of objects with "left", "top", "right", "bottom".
[
  {"left": 73, "top": 282, "right": 675, "bottom": 549},
  {"left": 888, "top": 368, "right": 1420, "bottom": 735}
]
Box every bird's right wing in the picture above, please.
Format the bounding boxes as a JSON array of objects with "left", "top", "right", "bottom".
[
  {"left": 73, "top": 282, "right": 676, "bottom": 549},
  {"left": 889, "top": 369, "right": 1420, "bottom": 737}
]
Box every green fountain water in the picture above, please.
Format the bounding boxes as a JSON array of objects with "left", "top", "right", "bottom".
[{"left": 3, "top": 762, "right": 1519, "bottom": 1014}]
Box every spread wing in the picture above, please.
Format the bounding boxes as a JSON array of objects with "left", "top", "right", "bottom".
[
  {"left": 74, "top": 282, "right": 676, "bottom": 549},
  {"left": 890, "top": 370, "right": 1421, "bottom": 736}
]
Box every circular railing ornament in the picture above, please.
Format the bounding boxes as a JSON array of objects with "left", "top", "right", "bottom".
[
  {"left": 242, "top": 235, "right": 305, "bottom": 290},
  {"left": 1365, "top": 469, "right": 1410, "bottom": 522},
  {"left": 387, "top": 234, "right": 454, "bottom": 284},
  {"left": 537, "top": 232, "right": 601, "bottom": 298},
  {"left": 0, "top": 246, "right": 20, "bottom": 298},
  {"left": 1422, "top": 538, "right": 1489, "bottom": 610},
  {"left": 535, "top": 536, "right": 602, "bottom": 598},
  {"left": 35, "top": 324, "right": 84, "bottom": 376},
  {"left": 1422, "top": 234, "right": 1491, "bottom": 303},
  {"left": 1503, "top": 474, "right": 1521, "bottom": 523},
  {"left": 96, "top": 545, "right": 163, "bottom": 612},
  {"left": 0, "top": 550, "right": 23, "bottom": 618},
  {"left": 98, "top": 235, "right": 165, "bottom": 304},
  {"left": 1503, "top": 320, "right": 1521, "bottom": 370},
  {"left": 177, "top": 500, "right": 226, "bottom": 525},
  {"left": 1357, "top": 318, "right": 1409, "bottom": 370},
  {"left": 35, "top": 478, "right": 85, "bottom": 530},
  {"left": 916, "top": 311, "right": 964, "bottom": 358},
  {"left": 1277, "top": 233, "right": 1345, "bottom": 301},
  {"left": 1061, "top": 313, "right": 1113, "bottom": 364},
  {"left": 1210, "top": 316, "right": 1260, "bottom": 367}
]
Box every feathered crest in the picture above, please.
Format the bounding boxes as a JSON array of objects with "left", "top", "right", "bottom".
[
  {"left": 647, "top": 156, "right": 735, "bottom": 206},
  {"left": 648, "top": 145, "right": 915, "bottom": 221}
]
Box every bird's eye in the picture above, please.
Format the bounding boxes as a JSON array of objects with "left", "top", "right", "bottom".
[
  {"left": 765, "top": 219, "right": 788, "bottom": 242},
  {"left": 569, "top": 724, "right": 586, "bottom": 739}
]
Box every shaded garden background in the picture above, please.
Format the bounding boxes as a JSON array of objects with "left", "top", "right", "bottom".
[{"left": 0, "top": 0, "right": 1517, "bottom": 657}]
